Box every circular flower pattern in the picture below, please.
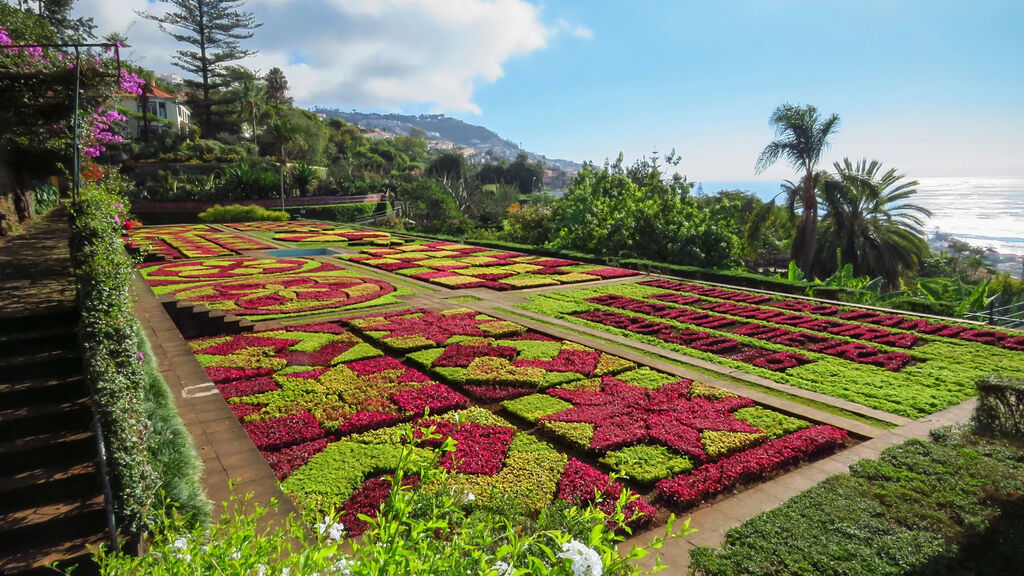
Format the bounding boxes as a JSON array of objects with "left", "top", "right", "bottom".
[
  {"left": 173, "top": 274, "right": 397, "bottom": 319},
  {"left": 141, "top": 257, "right": 334, "bottom": 286}
]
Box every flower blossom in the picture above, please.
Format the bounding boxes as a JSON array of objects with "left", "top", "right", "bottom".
[
  {"left": 315, "top": 516, "right": 345, "bottom": 542},
  {"left": 558, "top": 539, "right": 602, "bottom": 576}
]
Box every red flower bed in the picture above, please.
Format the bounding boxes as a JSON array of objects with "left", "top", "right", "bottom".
[
  {"left": 418, "top": 420, "right": 517, "bottom": 475},
  {"left": 345, "top": 308, "right": 527, "bottom": 352},
  {"left": 243, "top": 411, "right": 326, "bottom": 451},
  {"left": 545, "top": 377, "right": 757, "bottom": 461},
  {"left": 641, "top": 279, "right": 1024, "bottom": 352},
  {"left": 261, "top": 438, "right": 331, "bottom": 481},
  {"left": 434, "top": 343, "right": 520, "bottom": 368},
  {"left": 216, "top": 376, "right": 279, "bottom": 399},
  {"left": 583, "top": 294, "right": 915, "bottom": 372},
  {"left": 557, "top": 458, "right": 655, "bottom": 529},
  {"left": 391, "top": 383, "right": 471, "bottom": 414},
  {"left": 573, "top": 308, "right": 811, "bottom": 373},
  {"left": 655, "top": 425, "right": 848, "bottom": 507},
  {"left": 341, "top": 475, "right": 420, "bottom": 536}
]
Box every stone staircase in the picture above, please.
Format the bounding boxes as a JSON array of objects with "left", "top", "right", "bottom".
[{"left": 0, "top": 308, "right": 109, "bottom": 576}]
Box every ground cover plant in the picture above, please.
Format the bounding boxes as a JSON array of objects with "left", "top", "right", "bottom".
[
  {"left": 346, "top": 241, "right": 639, "bottom": 290},
  {"left": 223, "top": 219, "right": 401, "bottom": 246},
  {"left": 125, "top": 223, "right": 274, "bottom": 260},
  {"left": 142, "top": 257, "right": 411, "bottom": 320},
  {"left": 688, "top": 426, "right": 1024, "bottom": 576},
  {"left": 346, "top": 307, "right": 848, "bottom": 501},
  {"left": 520, "top": 281, "right": 1024, "bottom": 418},
  {"left": 282, "top": 408, "right": 656, "bottom": 536},
  {"left": 189, "top": 321, "right": 469, "bottom": 473}
]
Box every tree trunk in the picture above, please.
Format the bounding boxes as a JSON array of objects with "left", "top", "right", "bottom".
[{"left": 794, "top": 174, "right": 818, "bottom": 279}]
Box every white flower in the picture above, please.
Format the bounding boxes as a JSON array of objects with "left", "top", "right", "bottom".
[
  {"left": 254, "top": 564, "right": 267, "bottom": 576},
  {"left": 230, "top": 551, "right": 242, "bottom": 560},
  {"left": 464, "top": 491, "right": 476, "bottom": 504},
  {"left": 558, "top": 539, "right": 602, "bottom": 576},
  {"left": 491, "top": 560, "right": 514, "bottom": 576},
  {"left": 316, "top": 516, "right": 345, "bottom": 542},
  {"left": 281, "top": 568, "right": 291, "bottom": 576},
  {"left": 169, "top": 536, "right": 191, "bottom": 562},
  {"left": 332, "top": 556, "right": 355, "bottom": 575}
]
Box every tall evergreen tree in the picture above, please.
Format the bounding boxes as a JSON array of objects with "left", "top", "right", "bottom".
[
  {"left": 263, "top": 67, "right": 293, "bottom": 107},
  {"left": 141, "top": 0, "right": 261, "bottom": 135}
]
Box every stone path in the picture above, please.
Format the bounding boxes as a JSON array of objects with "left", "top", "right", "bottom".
[{"left": 0, "top": 208, "right": 110, "bottom": 576}]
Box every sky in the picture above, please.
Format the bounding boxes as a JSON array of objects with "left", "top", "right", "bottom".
[{"left": 76, "top": 0, "right": 1024, "bottom": 180}]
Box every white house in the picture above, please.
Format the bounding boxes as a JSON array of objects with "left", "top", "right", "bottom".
[{"left": 114, "top": 85, "right": 191, "bottom": 138}]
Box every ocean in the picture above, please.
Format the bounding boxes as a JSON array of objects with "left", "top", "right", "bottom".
[{"left": 698, "top": 177, "right": 1024, "bottom": 260}]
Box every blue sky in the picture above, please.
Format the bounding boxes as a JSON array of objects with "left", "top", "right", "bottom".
[
  {"left": 469, "top": 1, "right": 1024, "bottom": 179},
  {"left": 82, "top": 0, "right": 1024, "bottom": 180}
]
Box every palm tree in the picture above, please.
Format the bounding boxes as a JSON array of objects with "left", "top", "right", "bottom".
[
  {"left": 815, "top": 158, "right": 932, "bottom": 289},
  {"left": 235, "top": 78, "right": 265, "bottom": 142},
  {"left": 755, "top": 104, "right": 841, "bottom": 277}
]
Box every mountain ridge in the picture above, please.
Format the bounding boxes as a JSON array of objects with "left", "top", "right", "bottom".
[{"left": 310, "top": 108, "right": 582, "bottom": 171}]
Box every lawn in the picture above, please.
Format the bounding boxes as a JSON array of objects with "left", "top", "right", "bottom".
[{"left": 519, "top": 281, "right": 1024, "bottom": 418}]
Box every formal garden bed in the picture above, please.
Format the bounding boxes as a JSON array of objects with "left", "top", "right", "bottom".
[
  {"left": 139, "top": 256, "right": 411, "bottom": 320},
  {"left": 223, "top": 220, "right": 402, "bottom": 247},
  {"left": 185, "top": 306, "right": 851, "bottom": 537},
  {"left": 345, "top": 241, "right": 639, "bottom": 291},
  {"left": 125, "top": 223, "right": 275, "bottom": 259},
  {"left": 688, "top": 424, "right": 1024, "bottom": 575},
  {"left": 519, "top": 281, "right": 1024, "bottom": 419}
]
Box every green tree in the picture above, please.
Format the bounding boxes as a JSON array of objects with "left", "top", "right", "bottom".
[
  {"left": 550, "top": 156, "right": 739, "bottom": 268},
  {"left": 141, "top": 0, "right": 262, "bottom": 135},
  {"left": 263, "top": 66, "right": 292, "bottom": 106},
  {"left": 815, "top": 158, "right": 932, "bottom": 289},
  {"left": 755, "top": 103, "right": 840, "bottom": 278},
  {"left": 233, "top": 76, "right": 265, "bottom": 142}
]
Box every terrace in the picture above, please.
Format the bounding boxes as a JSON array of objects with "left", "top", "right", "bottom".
[{"left": 2, "top": 213, "right": 1016, "bottom": 574}]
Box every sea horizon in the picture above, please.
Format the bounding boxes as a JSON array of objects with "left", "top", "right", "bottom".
[{"left": 697, "top": 176, "right": 1024, "bottom": 260}]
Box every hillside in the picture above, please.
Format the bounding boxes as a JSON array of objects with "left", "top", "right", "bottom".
[{"left": 311, "top": 108, "right": 582, "bottom": 171}]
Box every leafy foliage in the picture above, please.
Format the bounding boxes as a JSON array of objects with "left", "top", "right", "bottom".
[
  {"left": 198, "top": 203, "right": 289, "bottom": 222},
  {"left": 689, "top": 428, "right": 1024, "bottom": 576}
]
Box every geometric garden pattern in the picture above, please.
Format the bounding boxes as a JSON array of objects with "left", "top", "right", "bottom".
[{"left": 189, "top": 308, "right": 849, "bottom": 536}]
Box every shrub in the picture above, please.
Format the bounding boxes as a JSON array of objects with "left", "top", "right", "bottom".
[
  {"left": 69, "top": 177, "right": 209, "bottom": 533},
  {"left": 284, "top": 202, "right": 380, "bottom": 223},
  {"left": 198, "top": 204, "right": 289, "bottom": 223},
  {"left": 974, "top": 375, "right": 1024, "bottom": 439},
  {"left": 32, "top": 183, "right": 60, "bottom": 214}
]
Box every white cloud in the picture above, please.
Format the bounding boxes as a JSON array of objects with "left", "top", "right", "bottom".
[
  {"left": 77, "top": 0, "right": 590, "bottom": 114},
  {"left": 556, "top": 18, "right": 593, "bottom": 40}
]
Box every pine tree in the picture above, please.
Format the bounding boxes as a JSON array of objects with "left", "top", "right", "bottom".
[
  {"left": 141, "top": 0, "right": 261, "bottom": 135},
  {"left": 264, "top": 67, "right": 293, "bottom": 107}
]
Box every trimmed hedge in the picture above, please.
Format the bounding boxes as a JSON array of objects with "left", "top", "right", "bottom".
[
  {"left": 621, "top": 259, "right": 810, "bottom": 295},
  {"left": 69, "top": 180, "right": 210, "bottom": 533},
  {"left": 198, "top": 204, "right": 289, "bottom": 223},
  {"left": 284, "top": 202, "right": 388, "bottom": 223}
]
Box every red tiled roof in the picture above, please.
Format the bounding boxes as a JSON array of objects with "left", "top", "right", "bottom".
[{"left": 148, "top": 86, "right": 177, "bottom": 99}]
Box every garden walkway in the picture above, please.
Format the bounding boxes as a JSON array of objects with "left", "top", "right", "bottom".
[{"left": 0, "top": 208, "right": 110, "bottom": 576}]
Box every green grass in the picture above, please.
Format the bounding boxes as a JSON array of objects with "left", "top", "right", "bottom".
[
  {"left": 689, "top": 427, "right": 1024, "bottom": 576},
  {"left": 490, "top": 307, "right": 895, "bottom": 430},
  {"left": 444, "top": 295, "right": 484, "bottom": 303},
  {"left": 138, "top": 327, "right": 212, "bottom": 526}
]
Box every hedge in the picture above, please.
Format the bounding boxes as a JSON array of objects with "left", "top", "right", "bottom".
[
  {"left": 69, "top": 180, "right": 210, "bottom": 533},
  {"left": 284, "top": 202, "right": 388, "bottom": 223}
]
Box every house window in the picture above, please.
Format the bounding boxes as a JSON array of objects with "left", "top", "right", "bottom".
[{"left": 158, "top": 102, "right": 167, "bottom": 119}]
